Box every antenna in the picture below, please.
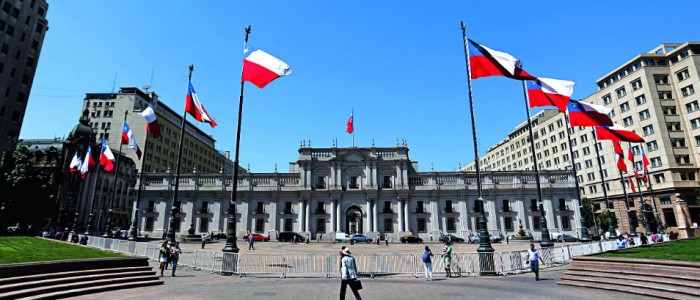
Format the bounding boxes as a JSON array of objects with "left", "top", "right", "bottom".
[
  {"left": 111, "top": 72, "right": 117, "bottom": 93},
  {"left": 143, "top": 66, "right": 155, "bottom": 92}
]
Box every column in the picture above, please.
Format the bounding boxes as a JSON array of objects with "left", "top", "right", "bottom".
[
  {"left": 404, "top": 199, "right": 410, "bottom": 232},
  {"left": 460, "top": 197, "right": 469, "bottom": 232},
  {"left": 372, "top": 200, "right": 378, "bottom": 233},
  {"left": 430, "top": 199, "right": 439, "bottom": 232},
  {"left": 305, "top": 200, "right": 310, "bottom": 232},
  {"left": 330, "top": 199, "right": 336, "bottom": 232},
  {"left": 398, "top": 199, "right": 404, "bottom": 232},
  {"left": 336, "top": 199, "right": 341, "bottom": 232},
  {"left": 366, "top": 199, "right": 372, "bottom": 232},
  {"left": 572, "top": 198, "right": 582, "bottom": 234},
  {"left": 487, "top": 199, "right": 498, "bottom": 233},
  {"left": 298, "top": 199, "right": 304, "bottom": 232}
]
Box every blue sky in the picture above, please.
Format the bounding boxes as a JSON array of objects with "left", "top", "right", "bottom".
[{"left": 21, "top": 1, "right": 700, "bottom": 172}]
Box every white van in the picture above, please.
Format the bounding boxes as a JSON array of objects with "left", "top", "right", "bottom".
[{"left": 335, "top": 232, "right": 352, "bottom": 243}]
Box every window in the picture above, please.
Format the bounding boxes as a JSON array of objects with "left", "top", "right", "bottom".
[
  {"left": 691, "top": 118, "right": 700, "bottom": 129},
  {"left": 533, "top": 216, "right": 541, "bottom": 230},
  {"left": 658, "top": 91, "right": 673, "bottom": 99},
  {"left": 382, "top": 175, "right": 392, "bottom": 188},
  {"left": 580, "top": 134, "right": 588, "bottom": 143},
  {"left": 662, "top": 106, "right": 677, "bottom": 115},
  {"left": 316, "top": 176, "right": 326, "bottom": 189},
  {"left": 505, "top": 217, "right": 514, "bottom": 232},
  {"left": 583, "top": 147, "right": 591, "bottom": 155},
  {"left": 384, "top": 201, "right": 392, "bottom": 213},
  {"left": 675, "top": 155, "right": 690, "bottom": 164},
  {"left": 663, "top": 208, "right": 677, "bottom": 227},
  {"left": 642, "top": 125, "right": 654, "bottom": 136},
  {"left": 696, "top": 135, "right": 700, "bottom": 146},
  {"left": 686, "top": 101, "right": 699, "bottom": 113},
  {"left": 530, "top": 199, "right": 539, "bottom": 211},
  {"left": 608, "top": 109, "right": 616, "bottom": 118},
  {"left": 681, "top": 85, "right": 695, "bottom": 97},
  {"left": 671, "top": 138, "right": 686, "bottom": 148},
  {"left": 562, "top": 217, "right": 571, "bottom": 231},
  {"left": 647, "top": 141, "right": 658, "bottom": 151},
  {"left": 255, "top": 218, "right": 264, "bottom": 232},
  {"left": 316, "top": 219, "right": 326, "bottom": 233},
  {"left": 502, "top": 200, "right": 511, "bottom": 212},
  {"left": 384, "top": 219, "right": 393, "bottom": 232},
  {"left": 349, "top": 176, "right": 358, "bottom": 189},
  {"left": 620, "top": 102, "right": 630, "bottom": 112},
  {"left": 585, "top": 159, "right": 593, "bottom": 168},
  {"left": 623, "top": 116, "right": 634, "bottom": 127},
  {"left": 417, "top": 218, "right": 427, "bottom": 233},
  {"left": 650, "top": 157, "right": 662, "bottom": 167},
  {"left": 631, "top": 78, "right": 643, "bottom": 91},
  {"left": 587, "top": 173, "right": 595, "bottom": 181},
  {"left": 145, "top": 217, "right": 155, "bottom": 231},
  {"left": 284, "top": 218, "right": 293, "bottom": 232},
  {"left": 199, "top": 218, "right": 209, "bottom": 232},
  {"left": 173, "top": 217, "right": 181, "bottom": 232},
  {"left": 445, "top": 200, "right": 454, "bottom": 213},
  {"left": 256, "top": 202, "right": 264, "bottom": 214},
  {"left": 635, "top": 94, "right": 647, "bottom": 105},
  {"left": 639, "top": 109, "right": 650, "bottom": 120},
  {"left": 654, "top": 173, "right": 666, "bottom": 184},
  {"left": 676, "top": 69, "right": 691, "bottom": 82},
  {"left": 616, "top": 87, "right": 627, "bottom": 99},
  {"left": 446, "top": 218, "right": 456, "bottom": 233}
]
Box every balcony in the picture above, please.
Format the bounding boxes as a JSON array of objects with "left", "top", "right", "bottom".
[
  {"left": 225, "top": 208, "right": 238, "bottom": 215},
  {"left": 443, "top": 207, "right": 457, "bottom": 214},
  {"left": 252, "top": 209, "right": 267, "bottom": 215},
  {"left": 315, "top": 208, "right": 328, "bottom": 215},
  {"left": 558, "top": 205, "right": 571, "bottom": 212},
  {"left": 143, "top": 207, "right": 156, "bottom": 213},
  {"left": 382, "top": 208, "right": 395, "bottom": 214},
  {"left": 196, "top": 208, "right": 211, "bottom": 214},
  {"left": 500, "top": 208, "right": 513, "bottom": 213},
  {"left": 382, "top": 182, "right": 392, "bottom": 189},
  {"left": 315, "top": 183, "right": 326, "bottom": 189}
]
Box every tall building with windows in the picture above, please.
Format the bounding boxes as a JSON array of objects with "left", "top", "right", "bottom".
[
  {"left": 463, "top": 42, "right": 700, "bottom": 234},
  {"left": 0, "top": 0, "right": 49, "bottom": 161}
]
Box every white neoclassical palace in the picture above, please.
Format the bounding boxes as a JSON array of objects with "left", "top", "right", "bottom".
[{"left": 136, "top": 145, "right": 581, "bottom": 241}]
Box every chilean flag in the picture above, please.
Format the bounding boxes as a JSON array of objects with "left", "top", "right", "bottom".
[
  {"left": 121, "top": 121, "right": 142, "bottom": 159},
  {"left": 628, "top": 144, "right": 639, "bottom": 178},
  {"left": 567, "top": 100, "right": 613, "bottom": 127},
  {"left": 242, "top": 46, "right": 292, "bottom": 88},
  {"left": 628, "top": 176, "right": 636, "bottom": 192},
  {"left": 595, "top": 124, "right": 645, "bottom": 143},
  {"left": 69, "top": 150, "right": 82, "bottom": 172},
  {"left": 467, "top": 39, "right": 536, "bottom": 80},
  {"left": 140, "top": 104, "right": 161, "bottom": 138},
  {"left": 641, "top": 147, "right": 650, "bottom": 182},
  {"left": 346, "top": 112, "right": 354, "bottom": 134},
  {"left": 613, "top": 141, "right": 627, "bottom": 173},
  {"left": 527, "top": 78, "right": 575, "bottom": 112},
  {"left": 99, "top": 139, "right": 116, "bottom": 172},
  {"left": 185, "top": 81, "right": 217, "bottom": 128},
  {"left": 80, "top": 145, "right": 96, "bottom": 179}
]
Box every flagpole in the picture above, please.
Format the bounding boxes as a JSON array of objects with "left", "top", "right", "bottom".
[
  {"left": 223, "top": 26, "right": 253, "bottom": 253},
  {"left": 460, "top": 21, "right": 493, "bottom": 255},
  {"left": 592, "top": 128, "right": 617, "bottom": 239},
  {"left": 520, "top": 79, "right": 553, "bottom": 247},
  {"left": 629, "top": 142, "right": 652, "bottom": 235},
  {"left": 86, "top": 128, "right": 107, "bottom": 236},
  {"left": 128, "top": 127, "right": 150, "bottom": 240},
  {"left": 644, "top": 163, "right": 664, "bottom": 233},
  {"left": 103, "top": 111, "right": 128, "bottom": 237},
  {"left": 618, "top": 169, "right": 636, "bottom": 236},
  {"left": 351, "top": 109, "right": 355, "bottom": 148},
  {"left": 167, "top": 66, "right": 193, "bottom": 247},
  {"left": 564, "top": 113, "right": 591, "bottom": 241}
]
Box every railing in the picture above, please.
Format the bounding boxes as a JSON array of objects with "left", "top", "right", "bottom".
[{"left": 78, "top": 234, "right": 657, "bottom": 279}]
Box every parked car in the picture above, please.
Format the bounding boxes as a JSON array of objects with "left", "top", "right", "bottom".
[
  {"left": 555, "top": 234, "right": 579, "bottom": 242},
  {"left": 400, "top": 234, "right": 423, "bottom": 244},
  {"left": 277, "top": 232, "right": 306, "bottom": 242},
  {"left": 469, "top": 234, "right": 502, "bottom": 243},
  {"left": 439, "top": 234, "right": 465, "bottom": 243},
  {"left": 335, "top": 232, "right": 352, "bottom": 243},
  {"left": 351, "top": 234, "right": 372, "bottom": 243},
  {"left": 242, "top": 233, "right": 270, "bottom": 242}
]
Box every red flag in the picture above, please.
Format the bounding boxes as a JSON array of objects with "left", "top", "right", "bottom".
[
  {"left": 595, "top": 124, "right": 645, "bottom": 143},
  {"left": 346, "top": 113, "right": 354, "bottom": 134},
  {"left": 614, "top": 141, "right": 626, "bottom": 173},
  {"left": 467, "top": 39, "right": 536, "bottom": 80},
  {"left": 628, "top": 176, "right": 635, "bottom": 192},
  {"left": 185, "top": 81, "right": 217, "bottom": 128},
  {"left": 140, "top": 104, "right": 161, "bottom": 138}
]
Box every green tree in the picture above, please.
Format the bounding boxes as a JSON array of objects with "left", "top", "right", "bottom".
[{"left": 581, "top": 197, "right": 595, "bottom": 231}]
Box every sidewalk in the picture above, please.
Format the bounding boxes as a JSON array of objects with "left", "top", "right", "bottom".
[{"left": 70, "top": 262, "right": 656, "bottom": 300}]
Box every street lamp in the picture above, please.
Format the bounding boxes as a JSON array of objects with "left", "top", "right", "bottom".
[{"left": 539, "top": 200, "right": 554, "bottom": 248}]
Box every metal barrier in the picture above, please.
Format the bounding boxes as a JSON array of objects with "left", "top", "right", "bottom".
[{"left": 78, "top": 237, "right": 669, "bottom": 278}]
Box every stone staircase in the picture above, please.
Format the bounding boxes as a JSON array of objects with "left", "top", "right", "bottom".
[
  {"left": 558, "top": 256, "right": 700, "bottom": 300},
  {"left": 0, "top": 257, "right": 163, "bottom": 299}
]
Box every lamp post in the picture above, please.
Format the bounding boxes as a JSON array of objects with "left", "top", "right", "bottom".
[{"left": 539, "top": 200, "right": 554, "bottom": 247}]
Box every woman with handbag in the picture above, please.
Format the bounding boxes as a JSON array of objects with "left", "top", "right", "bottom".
[{"left": 340, "top": 248, "right": 363, "bottom": 300}]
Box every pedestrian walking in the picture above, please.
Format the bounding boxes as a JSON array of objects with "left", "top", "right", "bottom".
[
  {"left": 639, "top": 232, "right": 648, "bottom": 245},
  {"left": 170, "top": 242, "right": 182, "bottom": 276},
  {"left": 340, "top": 248, "right": 363, "bottom": 300},
  {"left": 338, "top": 246, "right": 346, "bottom": 270},
  {"left": 526, "top": 243, "right": 544, "bottom": 281},
  {"left": 293, "top": 234, "right": 297, "bottom": 244},
  {"left": 441, "top": 241, "right": 452, "bottom": 278},
  {"left": 201, "top": 234, "right": 206, "bottom": 249},
  {"left": 376, "top": 234, "right": 380, "bottom": 245},
  {"left": 249, "top": 234, "right": 255, "bottom": 250},
  {"left": 650, "top": 232, "right": 658, "bottom": 243},
  {"left": 422, "top": 246, "right": 433, "bottom": 281},
  {"left": 615, "top": 235, "right": 628, "bottom": 249},
  {"left": 158, "top": 241, "right": 170, "bottom": 277}
]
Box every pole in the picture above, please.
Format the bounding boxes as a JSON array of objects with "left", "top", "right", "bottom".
[
  {"left": 460, "top": 21, "right": 493, "bottom": 253},
  {"left": 103, "top": 111, "right": 128, "bottom": 237},
  {"left": 646, "top": 171, "right": 664, "bottom": 233},
  {"left": 618, "top": 170, "right": 637, "bottom": 236},
  {"left": 86, "top": 129, "right": 107, "bottom": 235},
  {"left": 520, "top": 80, "right": 553, "bottom": 247},
  {"left": 128, "top": 131, "right": 150, "bottom": 240},
  {"left": 351, "top": 109, "right": 355, "bottom": 148},
  {"left": 564, "top": 113, "right": 591, "bottom": 241},
  {"left": 167, "top": 66, "right": 193, "bottom": 247},
  {"left": 223, "top": 26, "right": 252, "bottom": 253},
  {"left": 628, "top": 142, "right": 652, "bottom": 234},
  {"left": 592, "top": 129, "right": 617, "bottom": 239}
]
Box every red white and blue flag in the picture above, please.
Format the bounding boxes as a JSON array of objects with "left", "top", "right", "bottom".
[
  {"left": 628, "top": 176, "right": 636, "bottom": 192},
  {"left": 613, "top": 140, "right": 627, "bottom": 173},
  {"left": 80, "top": 145, "right": 96, "bottom": 179},
  {"left": 641, "top": 147, "right": 650, "bottom": 182},
  {"left": 567, "top": 100, "right": 613, "bottom": 126},
  {"left": 628, "top": 144, "right": 639, "bottom": 178},
  {"left": 527, "top": 78, "right": 575, "bottom": 112},
  {"left": 242, "top": 46, "right": 292, "bottom": 88},
  {"left": 467, "top": 39, "right": 536, "bottom": 80},
  {"left": 99, "top": 138, "right": 116, "bottom": 172},
  {"left": 121, "top": 121, "right": 142, "bottom": 159},
  {"left": 69, "top": 150, "right": 82, "bottom": 173},
  {"left": 185, "top": 81, "right": 217, "bottom": 128},
  {"left": 140, "top": 104, "right": 161, "bottom": 138},
  {"left": 595, "top": 124, "right": 645, "bottom": 143},
  {"left": 346, "top": 112, "right": 354, "bottom": 134}
]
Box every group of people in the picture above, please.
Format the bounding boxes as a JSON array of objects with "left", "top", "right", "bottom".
[
  {"left": 421, "top": 241, "right": 454, "bottom": 281},
  {"left": 158, "top": 241, "right": 182, "bottom": 277}
]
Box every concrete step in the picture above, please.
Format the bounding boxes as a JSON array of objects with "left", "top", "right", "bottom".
[
  {"left": 0, "top": 270, "right": 157, "bottom": 294},
  {"left": 568, "top": 260, "right": 700, "bottom": 278},
  {"left": 0, "top": 275, "right": 161, "bottom": 299},
  {"left": 557, "top": 280, "right": 688, "bottom": 300},
  {"left": 17, "top": 280, "right": 164, "bottom": 300},
  {"left": 560, "top": 274, "right": 700, "bottom": 298},
  {"left": 0, "top": 266, "right": 153, "bottom": 286},
  {"left": 564, "top": 270, "right": 698, "bottom": 289}
]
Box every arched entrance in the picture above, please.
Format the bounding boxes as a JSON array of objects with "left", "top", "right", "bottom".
[{"left": 345, "top": 207, "right": 363, "bottom": 234}]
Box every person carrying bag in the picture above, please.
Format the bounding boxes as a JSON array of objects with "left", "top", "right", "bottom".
[{"left": 340, "top": 248, "right": 363, "bottom": 300}]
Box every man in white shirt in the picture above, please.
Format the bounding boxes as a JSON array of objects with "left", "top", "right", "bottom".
[{"left": 526, "top": 243, "right": 545, "bottom": 281}]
